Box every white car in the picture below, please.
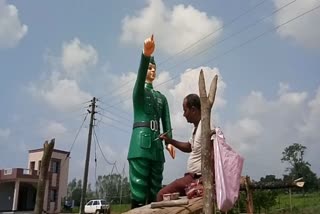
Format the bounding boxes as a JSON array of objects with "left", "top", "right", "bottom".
[{"left": 84, "top": 199, "right": 110, "bottom": 214}]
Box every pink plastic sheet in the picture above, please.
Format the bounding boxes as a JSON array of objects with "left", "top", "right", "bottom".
[{"left": 213, "top": 128, "right": 244, "bottom": 212}]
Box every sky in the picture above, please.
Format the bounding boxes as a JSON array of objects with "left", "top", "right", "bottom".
[{"left": 0, "top": 0, "right": 319, "bottom": 185}]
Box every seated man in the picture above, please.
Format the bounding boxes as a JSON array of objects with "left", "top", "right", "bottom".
[{"left": 157, "top": 93, "right": 203, "bottom": 201}]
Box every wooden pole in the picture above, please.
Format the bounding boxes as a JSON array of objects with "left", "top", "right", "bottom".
[
  {"left": 80, "top": 97, "right": 96, "bottom": 214},
  {"left": 240, "top": 179, "right": 305, "bottom": 190},
  {"left": 34, "top": 139, "right": 55, "bottom": 214},
  {"left": 150, "top": 199, "right": 189, "bottom": 208},
  {"left": 198, "top": 70, "right": 218, "bottom": 214},
  {"left": 244, "top": 176, "right": 254, "bottom": 214}
]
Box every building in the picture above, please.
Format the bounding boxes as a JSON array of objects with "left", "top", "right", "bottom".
[{"left": 0, "top": 148, "right": 70, "bottom": 213}]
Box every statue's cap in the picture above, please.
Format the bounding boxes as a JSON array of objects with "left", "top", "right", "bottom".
[{"left": 150, "top": 56, "right": 156, "bottom": 66}]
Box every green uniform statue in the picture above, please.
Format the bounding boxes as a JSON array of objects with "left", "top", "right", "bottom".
[{"left": 127, "top": 35, "right": 173, "bottom": 208}]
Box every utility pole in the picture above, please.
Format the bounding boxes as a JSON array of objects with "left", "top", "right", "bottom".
[{"left": 79, "top": 97, "right": 96, "bottom": 214}]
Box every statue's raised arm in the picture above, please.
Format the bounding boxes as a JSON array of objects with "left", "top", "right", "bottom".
[
  {"left": 143, "top": 34, "right": 155, "bottom": 57},
  {"left": 127, "top": 34, "right": 174, "bottom": 209}
]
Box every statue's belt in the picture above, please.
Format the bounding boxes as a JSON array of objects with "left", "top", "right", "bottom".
[{"left": 133, "top": 120, "right": 159, "bottom": 131}]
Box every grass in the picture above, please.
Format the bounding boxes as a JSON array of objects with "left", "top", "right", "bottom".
[
  {"left": 61, "top": 204, "right": 131, "bottom": 214},
  {"left": 110, "top": 204, "right": 131, "bottom": 214},
  {"left": 269, "top": 192, "right": 320, "bottom": 214},
  {"left": 62, "top": 193, "right": 320, "bottom": 213}
]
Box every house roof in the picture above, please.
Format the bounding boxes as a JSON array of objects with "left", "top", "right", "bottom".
[{"left": 28, "top": 148, "right": 70, "bottom": 155}]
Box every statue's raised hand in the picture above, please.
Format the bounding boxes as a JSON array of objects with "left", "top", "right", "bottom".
[{"left": 143, "top": 34, "right": 155, "bottom": 57}]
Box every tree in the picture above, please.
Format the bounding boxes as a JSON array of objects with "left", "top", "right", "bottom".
[
  {"left": 95, "top": 173, "right": 130, "bottom": 204},
  {"left": 260, "top": 175, "right": 282, "bottom": 183},
  {"left": 281, "top": 143, "right": 309, "bottom": 174},
  {"left": 253, "top": 190, "right": 278, "bottom": 214},
  {"left": 281, "top": 143, "right": 318, "bottom": 191},
  {"left": 67, "top": 178, "right": 95, "bottom": 206}
]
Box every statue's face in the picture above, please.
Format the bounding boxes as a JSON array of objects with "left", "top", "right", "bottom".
[{"left": 146, "top": 63, "right": 156, "bottom": 83}]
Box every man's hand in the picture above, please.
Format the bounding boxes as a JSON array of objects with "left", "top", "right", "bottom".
[
  {"left": 159, "top": 132, "right": 175, "bottom": 159},
  {"left": 166, "top": 144, "right": 176, "bottom": 159},
  {"left": 143, "top": 34, "right": 155, "bottom": 57}
]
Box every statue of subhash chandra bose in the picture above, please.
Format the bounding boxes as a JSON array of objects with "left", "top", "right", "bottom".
[{"left": 127, "top": 35, "right": 175, "bottom": 208}]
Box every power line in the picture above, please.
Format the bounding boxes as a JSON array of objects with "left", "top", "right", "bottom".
[
  {"left": 97, "top": 118, "right": 131, "bottom": 134},
  {"left": 157, "top": 0, "right": 270, "bottom": 67},
  {"left": 95, "top": 0, "right": 271, "bottom": 104},
  {"left": 58, "top": 111, "right": 90, "bottom": 176},
  {"left": 80, "top": 3, "right": 319, "bottom": 134},
  {"left": 197, "top": 3, "right": 320, "bottom": 68},
  {"left": 93, "top": 126, "right": 116, "bottom": 165},
  {"left": 160, "top": 0, "right": 297, "bottom": 72},
  {"left": 96, "top": 110, "right": 130, "bottom": 125},
  {"left": 97, "top": 98, "right": 131, "bottom": 117},
  {"left": 97, "top": 80, "right": 134, "bottom": 102},
  {"left": 66, "top": 112, "right": 89, "bottom": 156},
  {"left": 135, "top": 0, "right": 318, "bottom": 91},
  {"left": 113, "top": 162, "right": 120, "bottom": 175},
  {"left": 96, "top": 112, "right": 131, "bottom": 126},
  {"left": 95, "top": 0, "right": 298, "bottom": 110}
]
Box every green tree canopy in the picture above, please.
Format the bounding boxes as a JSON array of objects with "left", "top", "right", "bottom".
[{"left": 281, "top": 143, "right": 318, "bottom": 191}]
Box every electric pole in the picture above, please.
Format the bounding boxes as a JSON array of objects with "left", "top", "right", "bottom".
[{"left": 79, "top": 97, "right": 96, "bottom": 214}]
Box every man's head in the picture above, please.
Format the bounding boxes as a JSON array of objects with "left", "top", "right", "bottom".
[
  {"left": 146, "top": 56, "right": 156, "bottom": 83},
  {"left": 183, "top": 94, "right": 201, "bottom": 125}
]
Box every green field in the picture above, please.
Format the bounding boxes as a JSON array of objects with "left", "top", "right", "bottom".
[
  {"left": 63, "top": 192, "right": 320, "bottom": 214},
  {"left": 110, "top": 204, "right": 130, "bottom": 214},
  {"left": 269, "top": 192, "right": 320, "bottom": 214}
]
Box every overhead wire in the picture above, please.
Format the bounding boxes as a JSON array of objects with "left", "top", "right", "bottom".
[
  {"left": 95, "top": 0, "right": 272, "bottom": 105},
  {"left": 157, "top": 0, "right": 270, "bottom": 67},
  {"left": 159, "top": 0, "right": 298, "bottom": 72},
  {"left": 85, "top": 2, "right": 320, "bottom": 154},
  {"left": 60, "top": 112, "right": 89, "bottom": 172},
  {"left": 196, "top": 2, "right": 320, "bottom": 68},
  {"left": 97, "top": 108, "right": 130, "bottom": 123},
  {"left": 115, "top": 0, "right": 316, "bottom": 93},
  {"left": 93, "top": 126, "right": 117, "bottom": 165},
  {"left": 66, "top": 112, "right": 89, "bottom": 156},
  {"left": 67, "top": 2, "right": 320, "bottom": 201},
  {"left": 91, "top": 0, "right": 301, "bottom": 109},
  {"left": 97, "top": 118, "right": 131, "bottom": 134},
  {"left": 97, "top": 98, "right": 131, "bottom": 117}
]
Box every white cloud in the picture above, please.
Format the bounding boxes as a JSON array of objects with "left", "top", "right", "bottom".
[
  {"left": 225, "top": 84, "right": 320, "bottom": 180},
  {"left": 0, "top": 128, "right": 10, "bottom": 138},
  {"left": 240, "top": 91, "right": 269, "bottom": 116},
  {"left": 273, "top": 0, "right": 320, "bottom": 49},
  {"left": 111, "top": 66, "right": 226, "bottom": 135},
  {"left": 0, "top": 0, "right": 28, "bottom": 48},
  {"left": 226, "top": 118, "right": 263, "bottom": 153},
  {"left": 62, "top": 38, "right": 98, "bottom": 78},
  {"left": 299, "top": 87, "right": 320, "bottom": 143},
  {"left": 108, "top": 66, "right": 226, "bottom": 182},
  {"left": 169, "top": 67, "right": 226, "bottom": 127},
  {"left": 39, "top": 79, "right": 91, "bottom": 112},
  {"left": 42, "top": 121, "right": 67, "bottom": 139},
  {"left": 278, "top": 82, "right": 290, "bottom": 95},
  {"left": 29, "top": 39, "right": 96, "bottom": 112},
  {"left": 120, "top": 0, "right": 222, "bottom": 54}
]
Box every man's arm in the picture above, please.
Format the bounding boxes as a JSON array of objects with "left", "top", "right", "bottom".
[{"left": 160, "top": 135, "right": 192, "bottom": 153}]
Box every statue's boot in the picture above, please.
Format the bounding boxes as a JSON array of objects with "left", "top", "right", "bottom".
[{"left": 131, "top": 199, "right": 144, "bottom": 209}]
